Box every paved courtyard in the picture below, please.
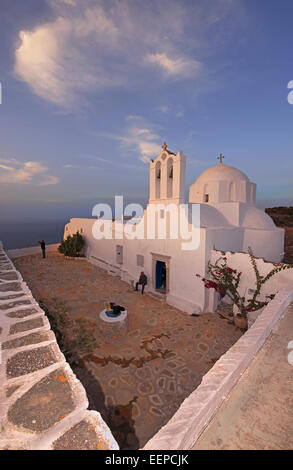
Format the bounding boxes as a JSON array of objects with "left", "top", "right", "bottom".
[{"left": 13, "top": 252, "right": 243, "bottom": 449}]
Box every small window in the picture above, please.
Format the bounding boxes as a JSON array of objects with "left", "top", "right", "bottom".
[
  {"left": 204, "top": 194, "right": 209, "bottom": 203},
  {"left": 137, "top": 254, "right": 144, "bottom": 267},
  {"left": 160, "top": 209, "right": 165, "bottom": 219},
  {"left": 80, "top": 228, "right": 83, "bottom": 234},
  {"left": 116, "top": 245, "right": 123, "bottom": 264}
]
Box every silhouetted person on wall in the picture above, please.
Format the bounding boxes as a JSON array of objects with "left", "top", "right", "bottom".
[
  {"left": 135, "top": 272, "right": 147, "bottom": 294},
  {"left": 38, "top": 240, "right": 46, "bottom": 259}
]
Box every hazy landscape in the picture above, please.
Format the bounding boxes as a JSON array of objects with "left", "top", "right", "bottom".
[{"left": 266, "top": 207, "right": 293, "bottom": 263}]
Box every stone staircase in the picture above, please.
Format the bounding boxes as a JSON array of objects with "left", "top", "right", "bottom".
[{"left": 148, "top": 290, "right": 166, "bottom": 301}]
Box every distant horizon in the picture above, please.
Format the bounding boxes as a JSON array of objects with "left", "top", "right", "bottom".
[
  {"left": 1, "top": 197, "right": 292, "bottom": 251},
  {"left": 1, "top": 201, "right": 293, "bottom": 223},
  {"left": 1, "top": 194, "right": 293, "bottom": 224}
]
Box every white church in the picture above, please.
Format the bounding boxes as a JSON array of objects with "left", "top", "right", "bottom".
[{"left": 64, "top": 143, "right": 284, "bottom": 315}]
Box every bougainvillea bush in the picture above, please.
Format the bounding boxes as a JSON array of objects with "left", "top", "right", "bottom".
[{"left": 196, "top": 248, "right": 293, "bottom": 318}]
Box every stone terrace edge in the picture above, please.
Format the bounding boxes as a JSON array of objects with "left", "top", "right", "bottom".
[{"left": 0, "top": 241, "right": 119, "bottom": 451}]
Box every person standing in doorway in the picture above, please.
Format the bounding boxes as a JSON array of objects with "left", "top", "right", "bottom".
[{"left": 38, "top": 240, "right": 46, "bottom": 259}]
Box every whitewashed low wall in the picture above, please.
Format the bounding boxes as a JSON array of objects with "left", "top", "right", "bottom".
[
  {"left": 143, "top": 283, "right": 293, "bottom": 450},
  {"left": 7, "top": 244, "right": 59, "bottom": 259}
]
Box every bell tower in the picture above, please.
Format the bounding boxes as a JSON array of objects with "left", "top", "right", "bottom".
[{"left": 149, "top": 142, "right": 186, "bottom": 205}]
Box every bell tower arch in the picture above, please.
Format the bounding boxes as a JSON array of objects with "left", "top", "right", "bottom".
[{"left": 149, "top": 142, "right": 186, "bottom": 205}]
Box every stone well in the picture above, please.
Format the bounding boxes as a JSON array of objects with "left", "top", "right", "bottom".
[{"left": 99, "top": 309, "right": 128, "bottom": 338}]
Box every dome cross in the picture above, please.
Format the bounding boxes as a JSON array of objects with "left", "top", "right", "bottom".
[{"left": 217, "top": 154, "right": 225, "bottom": 164}]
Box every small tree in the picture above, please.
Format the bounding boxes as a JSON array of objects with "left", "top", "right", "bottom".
[
  {"left": 196, "top": 247, "right": 293, "bottom": 319},
  {"left": 58, "top": 231, "right": 84, "bottom": 257}
]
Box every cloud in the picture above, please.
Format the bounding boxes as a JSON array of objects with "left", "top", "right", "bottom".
[
  {"left": 125, "top": 115, "right": 144, "bottom": 121},
  {"left": 137, "top": 140, "right": 163, "bottom": 163},
  {"left": 59, "top": 0, "right": 77, "bottom": 5},
  {"left": 0, "top": 159, "right": 59, "bottom": 186},
  {"left": 159, "top": 105, "right": 169, "bottom": 113},
  {"left": 88, "top": 155, "right": 112, "bottom": 163},
  {"left": 118, "top": 126, "right": 163, "bottom": 163},
  {"left": 38, "top": 175, "right": 60, "bottom": 186},
  {"left": 14, "top": 14, "right": 115, "bottom": 106},
  {"left": 146, "top": 53, "right": 201, "bottom": 78},
  {"left": 13, "top": 0, "right": 242, "bottom": 108},
  {"left": 0, "top": 163, "right": 15, "bottom": 171},
  {"left": 14, "top": 0, "right": 223, "bottom": 107},
  {"left": 101, "top": 118, "right": 162, "bottom": 163}
]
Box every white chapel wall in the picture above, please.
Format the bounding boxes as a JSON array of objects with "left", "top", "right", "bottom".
[{"left": 64, "top": 217, "right": 207, "bottom": 315}]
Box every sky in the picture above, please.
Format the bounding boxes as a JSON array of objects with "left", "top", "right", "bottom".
[{"left": 0, "top": 0, "right": 293, "bottom": 222}]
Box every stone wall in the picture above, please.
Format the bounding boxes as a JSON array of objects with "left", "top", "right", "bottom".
[{"left": 0, "top": 241, "right": 118, "bottom": 450}]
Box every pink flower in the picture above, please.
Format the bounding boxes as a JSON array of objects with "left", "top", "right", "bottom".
[{"left": 204, "top": 281, "right": 218, "bottom": 289}]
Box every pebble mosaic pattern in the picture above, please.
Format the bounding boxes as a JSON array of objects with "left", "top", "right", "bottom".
[{"left": 14, "top": 252, "right": 243, "bottom": 449}]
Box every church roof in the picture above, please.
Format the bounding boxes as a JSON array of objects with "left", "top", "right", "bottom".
[
  {"left": 195, "top": 163, "right": 249, "bottom": 185},
  {"left": 240, "top": 206, "right": 276, "bottom": 230}
]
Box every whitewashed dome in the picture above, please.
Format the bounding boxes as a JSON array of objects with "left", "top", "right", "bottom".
[
  {"left": 195, "top": 163, "right": 249, "bottom": 185},
  {"left": 189, "top": 160, "right": 256, "bottom": 205},
  {"left": 240, "top": 206, "right": 276, "bottom": 230}
]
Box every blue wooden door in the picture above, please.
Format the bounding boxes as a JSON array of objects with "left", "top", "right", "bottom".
[{"left": 156, "top": 261, "right": 163, "bottom": 289}]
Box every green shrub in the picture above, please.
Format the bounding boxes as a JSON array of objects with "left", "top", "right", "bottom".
[{"left": 58, "top": 231, "right": 84, "bottom": 257}]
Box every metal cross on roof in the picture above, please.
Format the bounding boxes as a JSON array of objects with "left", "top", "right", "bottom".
[{"left": 217, "top": 153, "right": 225, "bottom": 164}]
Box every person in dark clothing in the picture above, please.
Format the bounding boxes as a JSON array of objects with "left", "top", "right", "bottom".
[
  {"left": 135, "top": 272, "right": 147, "bottom": 294},
  {"left": 38, "top": 240, "right": 46, "bottom": 259}
]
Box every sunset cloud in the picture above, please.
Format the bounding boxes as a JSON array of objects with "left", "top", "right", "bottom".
[
  {"left": 0, "top": 159, "right": 59, "bottom": 186},
  {"left": 100, "top": 118, "right": 162, "bottom": 163},
  {"left": 146, "top": 53, "right": 201, "bottom": 78},
  {"left": 13, "top": 0, "right": 215, "bottom": 107}
]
